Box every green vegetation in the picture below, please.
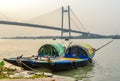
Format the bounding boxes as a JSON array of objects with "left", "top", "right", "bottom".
[
  {"left": 0, "top": 61, "right": 49, "bottom": 79},
  {"left": 0, "top": 61, "right": 16, "bottom": 79}
]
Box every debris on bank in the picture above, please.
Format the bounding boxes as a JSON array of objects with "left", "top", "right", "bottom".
[{"left": 0, "top": 61, "right": 76, "bottom": 81}]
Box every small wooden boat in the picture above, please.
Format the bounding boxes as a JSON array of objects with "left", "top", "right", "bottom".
[{"left": 4, "top": 43, "right": 96, "bottom": 71}]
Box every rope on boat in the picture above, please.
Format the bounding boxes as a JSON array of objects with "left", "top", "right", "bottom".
[
  {"left": 21, "top": 61, "right": 38, "bottom": 72},
  {"left": 16, "top": 58, "right": 38, "bottom": 72},
  {"left": 95, "top": 40, "right": 113, "bottom": 51}
]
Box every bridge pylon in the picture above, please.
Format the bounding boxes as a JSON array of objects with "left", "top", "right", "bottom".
[{"left": 61, "top": 5, "right": 71, "bottom": 39}]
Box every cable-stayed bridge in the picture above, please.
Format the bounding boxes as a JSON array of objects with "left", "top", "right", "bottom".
[{"left": 0, "top": 6, "right": 104, "bottom": 39}]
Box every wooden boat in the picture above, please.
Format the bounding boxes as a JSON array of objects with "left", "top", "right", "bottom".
[{"left": 4, "top": 43, "right": 96, "bottom": 71}]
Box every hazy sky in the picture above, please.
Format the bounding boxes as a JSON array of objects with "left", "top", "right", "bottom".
[{"left": 0, "top": 0, "right": 120, "bottom": 37}]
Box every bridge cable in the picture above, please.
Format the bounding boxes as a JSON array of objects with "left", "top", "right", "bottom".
[
  {"left": 70, "top": 9, "right": 88, "bottom": 32},
  {"left": 71, "top": 17, "right": 82, "bottom": 31}
]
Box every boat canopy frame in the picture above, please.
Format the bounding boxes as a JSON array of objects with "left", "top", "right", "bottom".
[
  {"left": 65, "top": 44, "right": 95, "bottom": 59},
  {"left": 38, "top": 43, "right": 65, "bottom": 57}
]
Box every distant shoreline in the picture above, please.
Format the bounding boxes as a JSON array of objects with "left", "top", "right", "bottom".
[{"left": 0, "top": 36, "right": 117, "bottom": 39}]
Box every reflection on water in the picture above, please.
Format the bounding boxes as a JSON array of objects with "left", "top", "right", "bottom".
[
  {"left": 53, "top": 63, "right": 94, "bottom": 80},
  {"left": 0, "top": 39, "right": 120, "bottom": 81}
]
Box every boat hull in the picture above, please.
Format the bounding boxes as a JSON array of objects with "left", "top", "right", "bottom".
[{"left": 4, "top": 58, "right": 88, "bottom": 71}]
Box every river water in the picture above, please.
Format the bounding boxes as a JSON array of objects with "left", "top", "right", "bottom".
[{"left": 0, "top": 39, "right": 120, "bottom": 81}]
